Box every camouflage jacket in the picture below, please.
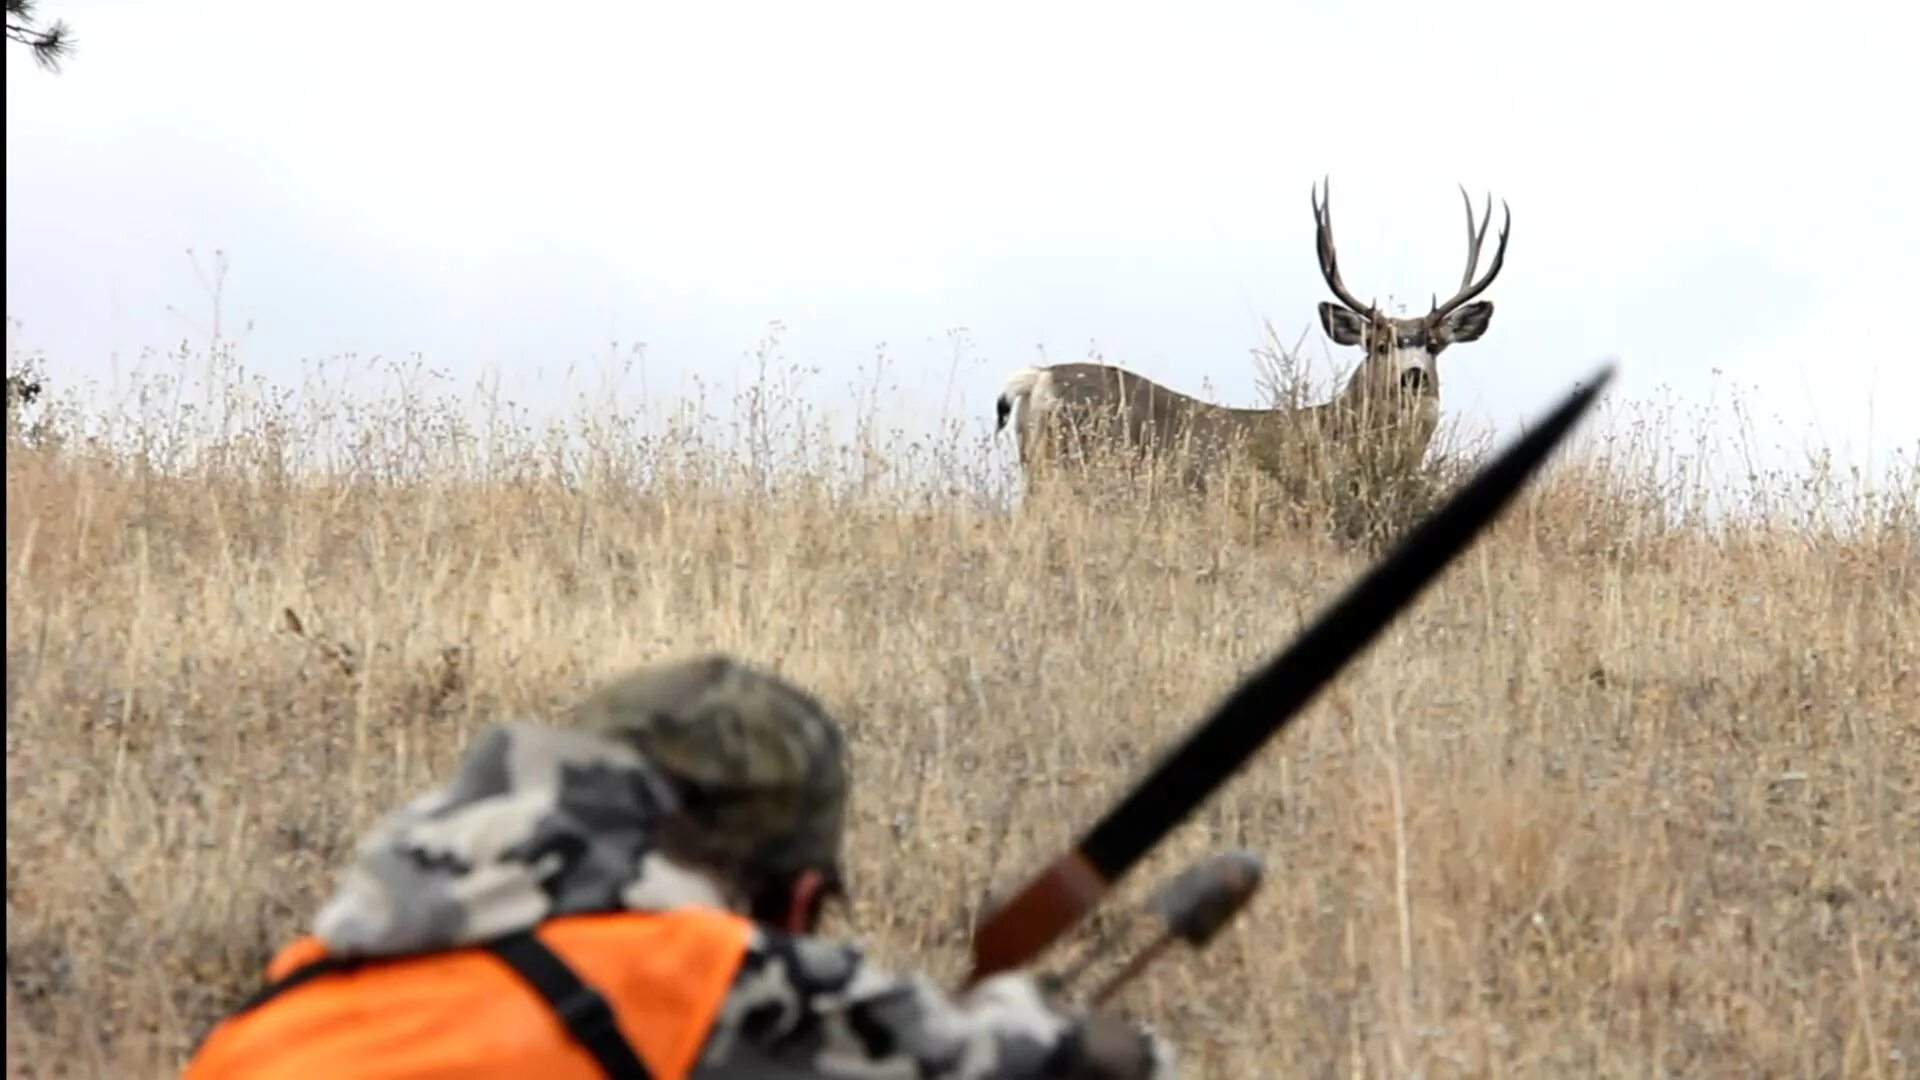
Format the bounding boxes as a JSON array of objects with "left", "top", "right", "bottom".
[
  {"left": 309, "top": 720, "right": 1177, "bottom": 1079},
  {"left": 693, "top": 922, "right": 1174, "bottom": 1078}
]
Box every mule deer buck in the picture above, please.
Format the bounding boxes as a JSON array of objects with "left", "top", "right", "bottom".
[{"left": 994, "top": 179, "right": 1511, "bottom": 495}]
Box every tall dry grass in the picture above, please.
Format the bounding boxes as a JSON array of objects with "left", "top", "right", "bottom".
[{"left": 5, "top": 343, "right": 1917, "bottom": 1078}]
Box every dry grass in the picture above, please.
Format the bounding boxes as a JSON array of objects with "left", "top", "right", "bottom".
[{"left": 5, "top": 346, "right": 1918, "bottom": 1078}]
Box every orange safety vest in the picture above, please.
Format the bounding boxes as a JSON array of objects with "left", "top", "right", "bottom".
[{"left": 183, "top": 907, "right": 754, "bottom": 1080}]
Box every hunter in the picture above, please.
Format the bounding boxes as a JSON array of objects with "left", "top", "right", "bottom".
[{"left": 185, "top": 653, "right": 1176, "bottom": 1079}]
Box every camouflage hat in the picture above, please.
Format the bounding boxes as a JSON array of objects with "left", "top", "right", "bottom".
[{"left": 569, "top": 654, "right": 850, "bottom": 891}]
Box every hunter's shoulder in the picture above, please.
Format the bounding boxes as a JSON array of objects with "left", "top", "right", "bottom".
[
  {"left": 700, "top": 926, "right": 1178, "bottom": 1078},
  {"left": 724, "top": 923, "right": 872, "bottom": 1003}
]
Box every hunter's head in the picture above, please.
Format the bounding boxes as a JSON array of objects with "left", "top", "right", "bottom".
[{"left": 572, "top": 653, "right": 852, "bottom": 935}]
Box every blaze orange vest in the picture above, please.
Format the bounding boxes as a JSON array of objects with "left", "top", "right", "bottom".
[{"left": 183, "top": 907, "right": 754, "bottom": 1080}]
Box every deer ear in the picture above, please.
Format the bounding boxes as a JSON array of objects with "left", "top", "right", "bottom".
[
  {"left": 1438, "top": 301, "right": 1494, "bottom": 343},
  {"left": 1318, "top": 303, "right": 1367, "bottom": 346}
]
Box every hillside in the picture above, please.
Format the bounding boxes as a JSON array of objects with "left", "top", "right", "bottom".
[{"left": 5, "top": 357, "right": 1916, "bottom": 1077}]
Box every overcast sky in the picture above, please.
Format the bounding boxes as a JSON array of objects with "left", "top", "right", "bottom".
[{"left": 7, "top": 0, "right": 1917, "bottom": 484}]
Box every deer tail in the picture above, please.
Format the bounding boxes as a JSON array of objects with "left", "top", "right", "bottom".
[{"left": 995, "top": 366, "right": 1047, "bottom": 433}]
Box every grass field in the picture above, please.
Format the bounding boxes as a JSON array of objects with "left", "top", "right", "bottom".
[{"left": 5, "top": 349, "right": 1917, "bottom": 1077}]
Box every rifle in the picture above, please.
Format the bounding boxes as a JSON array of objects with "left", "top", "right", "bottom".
[{"left": 965, "top": 365, "right": 1614, "bottom": 989}]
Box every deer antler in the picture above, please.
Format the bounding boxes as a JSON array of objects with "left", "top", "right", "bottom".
[
  {"left": 1312, "top": 178, "right": 1374, "bottom": 316},
  {"left": 1430, "top": 185, "right": 1511, "bottom": 317}
]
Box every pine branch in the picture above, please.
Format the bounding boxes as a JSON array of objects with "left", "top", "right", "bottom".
[{"left": 6, "top": 0, "right": 74, "bottom": 73}]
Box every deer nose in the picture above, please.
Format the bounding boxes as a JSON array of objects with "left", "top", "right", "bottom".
[{"left": 1400, "top": 368, "right": 1431, "bottom": 393}]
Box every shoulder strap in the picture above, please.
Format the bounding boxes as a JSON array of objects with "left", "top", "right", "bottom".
[
  {"left": 228, "top": 953, "right": 364, "bottom": 1017},
  {"left": 210, "top": 932, "right": 653, "bottom": 1080},
  {"left": 484, "top": 930, "right": 653, "bottom": 1080}
]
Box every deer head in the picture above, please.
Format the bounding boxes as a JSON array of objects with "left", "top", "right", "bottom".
[{"left": 1311, "top": 179, "right": 1511, "bottom": 420}]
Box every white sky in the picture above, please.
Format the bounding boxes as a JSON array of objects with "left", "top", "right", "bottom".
[{"left": 7, "top": 0, "right": 1918, "bottom": 486}]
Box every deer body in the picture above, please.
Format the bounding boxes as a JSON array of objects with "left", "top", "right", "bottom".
[
  {"left": 995, "top": 179, "right": 1510, "bottom": 495},
  {"left": 995, "top": 360, "right": 1434, "bottom": 493}
]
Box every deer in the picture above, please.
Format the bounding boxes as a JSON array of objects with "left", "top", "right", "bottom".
[{"left": 994, "top": 178, "right": 1511, "bottom": 496}]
